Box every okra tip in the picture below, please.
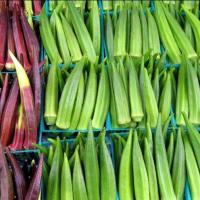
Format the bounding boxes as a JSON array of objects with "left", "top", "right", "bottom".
[{"left": 8, "top": 50, "right": 30, "bottom": 88}]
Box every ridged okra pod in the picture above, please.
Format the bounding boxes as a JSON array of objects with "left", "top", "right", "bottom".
[{"left": 56, "top": 59, "right": 84, "bottom": 129}]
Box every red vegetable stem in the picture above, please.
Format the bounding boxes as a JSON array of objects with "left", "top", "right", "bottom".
[
  {"left": 0, "top": 143, "right": 14, "bottom": 200},
  {"left": 25, "top": 154, "right": 44, "bottom": 200},
  {"left": 9, "top": 51, "right": 37, "bottom": 149},
  {"left": 9, "top": 103, "right": 25, "bottom": 150},
  {"left": 6, "top": 148, "right": 26, "bottom": 200},
  {"left": 0, "top": 74, "right": 9, "bottom": 122},
  {"left": 20, "top": 8, "right": 40, "bottom": 65},
  {"left": 22, "top": 86, "right": 37, "bottom": 148},
  {"left": 32, "top": 51, "right": 41, "bottom": 126},
  {"left": 12, "top": 8, "right": 31, "bottom": 71},
  {"left": 5, "top": 15, "right": 15, "bottom": 70},
  {"left": 1, "top": 78, "right": 19, "bottom": 146},
  {"left": 0, "top": 7, "right": 8, "bottom": 69},
  {"left": 33, "top": 0, "right": 42, "bottom": 16},
  {"left": 9, "top": 121, "right": 25, "bottom": 150},
  {"left": 9, "top": 0, "right": 22, "bottom": 11}
]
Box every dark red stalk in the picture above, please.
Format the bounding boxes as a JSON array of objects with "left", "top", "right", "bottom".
[
  {"left": 12, "top": 8, "right": 31, "bottom": 71},
  {"left": 33, "top": 0, "right": 42, "bottom": 16},
  {"left": 20, "top": 8, "right": 40, "bottom": 65},
  {"left": 0, "top": 74, "right": 9, "bottom": 122},
  {"left": 9, "top": 0, "right": 22, "bottom": 11},
  {"left": 9, "top": 121, "right": 25, "bottom": 150},
  {"left": 5, "top": 15, "right": 15, "bottom": 70},
  {"left": 1, "top": 78, "right": 19, "bottom": 146},
  {"left": 9, "top": 104, "right": 25, "bottom": 150},
  {"left": 25, "top": 154, "right": 44, "bottom": 200},
  {"left": 0, "top": 6, "right": 8, "bottom": 69},
  {"left": 9, "top": 51, "right": 37, "bottom": 149},
  {"left": 22, "top": 86, "right": 37, "bottom": 149},
  {"left": 0, "top": 143, "right": 14, "bottom": 200},
  {"left": 5, "top": 148, "right": 26, "bottom": 200},
  {"left": 32, "top": 51, "right": 41, "bottom": 126}
]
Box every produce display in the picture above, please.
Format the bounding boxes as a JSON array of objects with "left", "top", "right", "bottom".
[
  {"left": 40, "top": 1, "right": 101, "bottom": 65},
  {"left": 1, "top": 0, "right": 200, "bottom": 199},
  {"left": 102, "top": 0, "right": 150, "bottom": 11},
  {"left": 38, "top": 129, "right": 116, "bottom": 200},
  {"left": 49, "top": 0, "right": 98, "bottom": 12},
  {"left": 105, "top": 4, "right": 160, "bottom": 59},
  {"left": 0, "top": 52, "right": 41, "bottom": 149},
  {"left": 112, "top": 114, "right": 200, "bottom": 200},
  {"left": 44, "top": 59, "right": 110, "bottom": 130},
  {"left": 0, "top": 3, "right": 42, "bottom": 71},
  {"left": 0, "top": 0, "right": 42, "bottom": 16},
  {"left": 108, "top": 55, "right": 167, "bottom": 128},
  {"left": 104, "top": 1, "right": 200, "bottom": 64},
  {"left": 0, "top": 143, "right": 43, "bottom": 200}
]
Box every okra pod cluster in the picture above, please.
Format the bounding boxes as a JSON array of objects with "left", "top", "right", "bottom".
[
  {"left": 39, "top": 129, "right": 116, "bottom": 200},
  {"left": 108, "top": 55, "right": 172, "bottom": 128},
  {"left": 40, "top": 1, "right": 100, "bottom": 65},
  {"left": 44, "top": 59, "right": 110, "bottom": 130}
]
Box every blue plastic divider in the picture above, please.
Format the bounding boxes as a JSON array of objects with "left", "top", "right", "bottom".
[{"left": 185, "top": 180, "right": 192, "bottom": 200}]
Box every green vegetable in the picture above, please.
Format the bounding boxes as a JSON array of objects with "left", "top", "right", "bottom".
[
  {"left": 128, "top": 57, "right": 144, "bottom": 122},
  {"left": 144, "top": 138, "right": 159, "bottom": 200},
  {"left": 133, "top": 132, "right": 149, "bottom": 200},
  {"left": 172, "top": 129, "right": 185, "bottom": 200},
  {"left": 44, "top": 61, "right": 58, "bottom": 125},
  {"left": 100, "top": 130, "right": 116, "bottom": 200},
  {"left": 67, "top": 1, "right": 97, "bottom": 63},
  {"left": 84, "top": 125, "right": 100, "bottom": 200},
  {"left": 56, "top": 59, "right": 84, "bottom": 129},
  {"left": 129, "top": 7, "right": 142, "bottom": 57},
  {"left": 155, "top": 114, "right": 176, "bottom": 199},
  {"left": 119, "top": 130, "right": 134, "bottom": 200},
  {"left": 114, "top": 7, "right": 127, "bottom": 57},
  {"left": 40, "top": 7, "right": 62, "bottom": 63},
  {"left": 77, "top": 64, "right": 97, "bottom": 129},
  {"left": 154, "top": 2, "right": 181, "bottom": 63},
  {"left": 183, "top": 134, "right": 200, "bottom": 199},
  {"left": 109, "top": 61, "right": 131, "bottom": 125},
  {"left": 61, "top": 153, "right": 73, "bottom": 200},
  {"left": 73, "top": 148, "right": 88, "bottom": 200},
  {"left": 92, "top": 64, "right": 110, "bottom": 129}
]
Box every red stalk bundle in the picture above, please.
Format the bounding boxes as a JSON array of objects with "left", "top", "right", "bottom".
[
  {"left": 5, "top": 14, "right": 16, "bottom": 70},
  {"left": 9, "top": 51, "right": 37, "bottom": 149},
  {"left": 0, "top": 143, "right": 14, "bottom": 200},
  {"left": 0, "top": 6, "right": 8, "bottom": 69},
  {"left": 20, "top": 8, "right": 40, "bottom": 65},
  {"left": 6, "top": 148, "right": 27, "bottom": 200},
  {"left": 33, "top": 0, "right": 42, "bottom": 16},
  {"left": 1, "top": 78, "right": 19, "bottom": 146},
  {"left": 20, "top": 9, "right": 41, "bottom": 126},
  {"left": 0, "top": 74, "right": 9, "bottom": 122},
  {"left": 9, "top": 0, "right": 22, "bottom": 11},
  {"left": 25, "top": 153, "right": 44, "bottom": 200},
  {"left": 12, "top": 8, "right": 31, "bottom": 71},
  {"left": 9, "top": 104, "right": 25, "bottom": 150}
]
